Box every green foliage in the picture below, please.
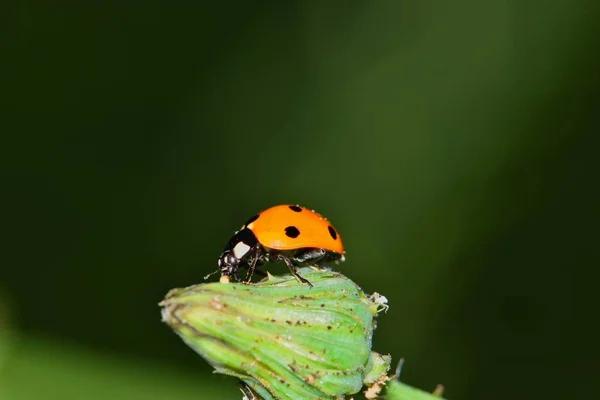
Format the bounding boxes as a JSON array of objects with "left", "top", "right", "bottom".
[{"left": 0, "top": 337, "right": 235, "bottom": 400}]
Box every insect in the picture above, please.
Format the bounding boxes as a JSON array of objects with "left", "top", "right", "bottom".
[{"left": 207, "top": 204, "right": 345, "bottom": 288}]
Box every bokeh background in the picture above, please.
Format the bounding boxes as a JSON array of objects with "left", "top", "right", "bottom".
[{"left": 2, "top": 1, "right": 599, "bottom": 399}]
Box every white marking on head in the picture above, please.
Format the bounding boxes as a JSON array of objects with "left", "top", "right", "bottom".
[{"left": 233, "top": 241, "right": 251, "bottom": 259}]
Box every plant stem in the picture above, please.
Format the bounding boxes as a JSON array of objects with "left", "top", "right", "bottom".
[{"left": 384, "top": 379, "right": 446, "bottom": 400}]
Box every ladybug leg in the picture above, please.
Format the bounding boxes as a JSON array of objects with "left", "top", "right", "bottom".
[
  {"left": 243, "top": 245, "right": 262, "bottom": 283},
  {"left": 250, "top": 269, "right": 268, "bottom": 278},
  {"left": 276, "top": 254, "right": 314, "bottom": 288},
  {"left": 232, "top": 268, "right": 241, "bottom": 282},
  {"left": 238, "top": 259, "right": 267, "bottom": 278}
]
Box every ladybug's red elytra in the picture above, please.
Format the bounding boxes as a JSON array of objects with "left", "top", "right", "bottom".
[{"left": 208, "top": 204, "right": 345, "bottom": 288}]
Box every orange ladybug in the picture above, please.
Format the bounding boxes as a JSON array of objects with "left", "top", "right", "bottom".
[{"left": 212, "top": 204, "right": 345, "bottom": 287}]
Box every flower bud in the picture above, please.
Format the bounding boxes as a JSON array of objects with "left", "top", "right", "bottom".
[{"left": 160, "top": 267, "right": 390, "bottom": 399}]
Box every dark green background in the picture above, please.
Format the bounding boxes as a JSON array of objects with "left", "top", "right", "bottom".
[{"left": 1, "top": 1, "right": 599, "bottom": 399}]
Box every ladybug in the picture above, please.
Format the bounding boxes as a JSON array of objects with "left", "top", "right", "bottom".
[{"left": 210, "top": 204, "right": 345, "bottom": 287}]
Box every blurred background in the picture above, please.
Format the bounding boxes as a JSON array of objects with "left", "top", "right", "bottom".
[{"left": 1, "top": 1, "right": 599, "bottom": 399}]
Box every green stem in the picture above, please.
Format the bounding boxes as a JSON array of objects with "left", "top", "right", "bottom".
[{"left": 384, "top": 379, "right": 446, "bottom": 400}]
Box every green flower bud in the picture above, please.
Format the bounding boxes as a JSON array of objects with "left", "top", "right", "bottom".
[{"left": 160, "top": 267, "right": 390, "bottom": 399}]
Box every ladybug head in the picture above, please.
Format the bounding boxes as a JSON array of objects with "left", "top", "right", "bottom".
[
  {"left": 217, "top": 228, "right": 258, "bottom": 280},
  {"left": 217, "top": 249, "right": 240, "bottom": 279}
]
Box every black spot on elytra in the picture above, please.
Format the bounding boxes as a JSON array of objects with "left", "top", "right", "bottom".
[
  {"left": 244, "top": 214, "right": 259, "bottom": 226},
  {"left": 328, "top": 225, "right": 338, "bottom": 240},
  {"left": 289, "top": 205, "right": 302, "bottom": 212},
  {"left": 285, "top": 226, "right": 300, "bottom": 238}
]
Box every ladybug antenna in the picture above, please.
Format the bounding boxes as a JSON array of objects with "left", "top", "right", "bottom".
[{"left": 203, "top": 268, "right": 220, "bottom": 281}]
